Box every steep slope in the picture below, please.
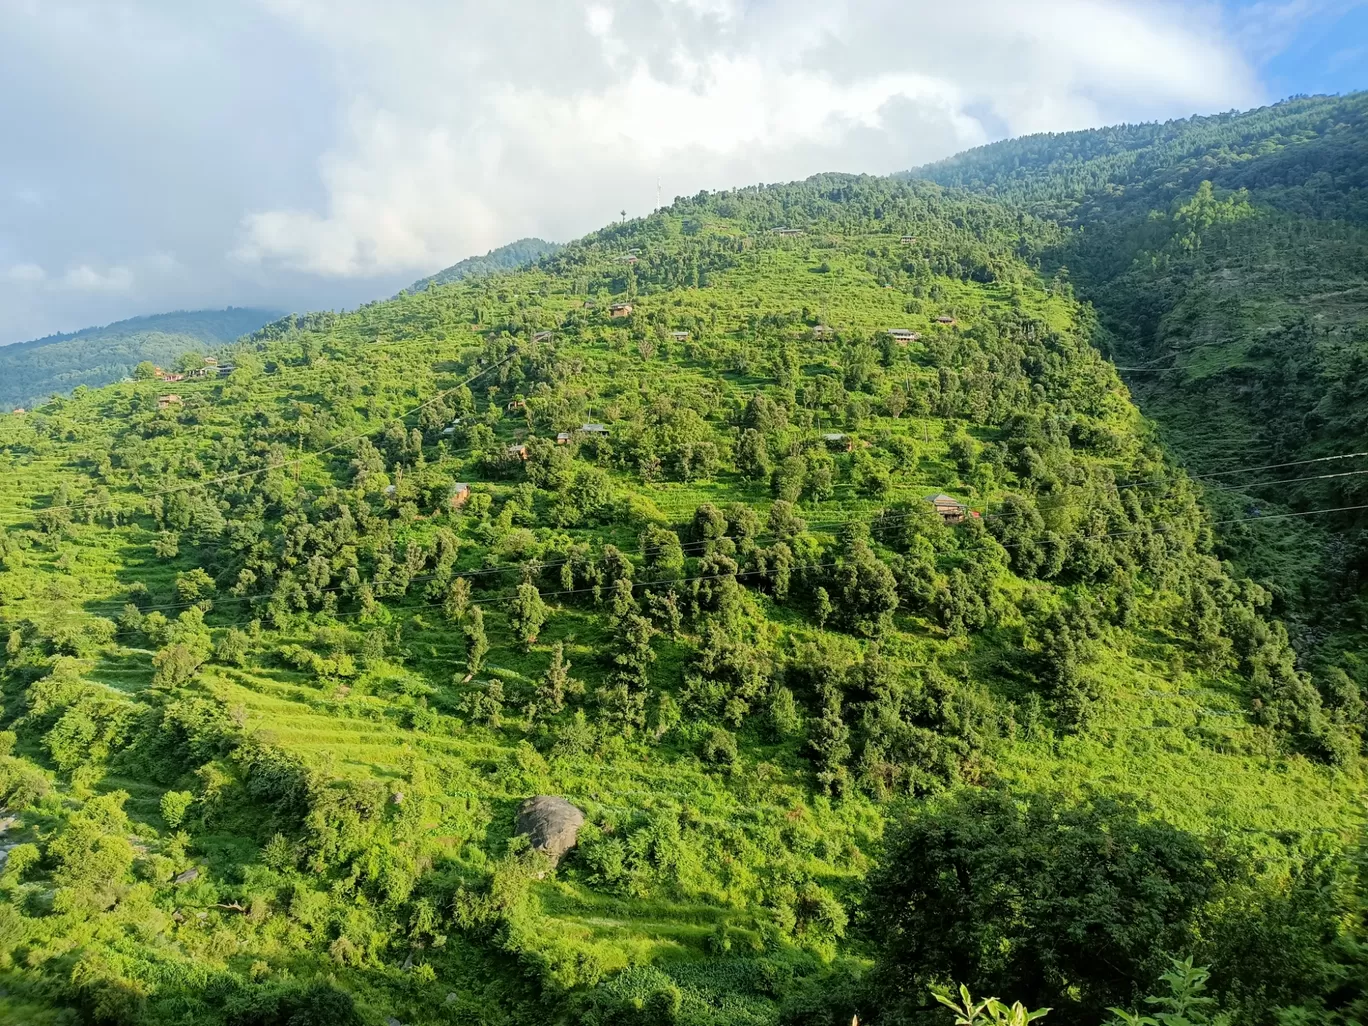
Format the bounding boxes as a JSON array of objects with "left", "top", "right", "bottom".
[
  {"left": 406, "top": 237, "right": 562, "bottom": 294},
  {"left": 0, "top": 307, "right": 282, "bottom": 412},
  {"left": 912, "top": 92, "right": 1368, "bottom": 677},
  {"left": 0, "top": 176, "right": 1360, "bottom": 1025}
]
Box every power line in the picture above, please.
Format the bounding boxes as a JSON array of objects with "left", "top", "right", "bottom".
[{"left": 1192, "top": 451, "right": 1368, "bottom": 480}]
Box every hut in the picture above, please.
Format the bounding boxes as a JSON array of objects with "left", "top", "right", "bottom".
[
  {"left": 579, "top": 422, "right": 609, "bottom": 437},
  {"left": 506, "top": 444, "right": 529, "bottom": 460},
  {"left": 812, "top": 325, "right": 833, "bottom": 339},
  {"left": 771, "top": 227, "right": 805, "bottom": 236},
  {"left": 449, "top": 483, "right": 471, "bottom": 508},
  {"left": 556, "top": 432, "right": 573, "bottom": 445},
  {"left": 609, "top": 303, "right": 633, "bottom": 318},
  {"left": 515, "top": 796, "right": 586, "bottom": 866},
  {"left": 822, "top": 432, "right": 854, "bottom": 452},
  {"left": 11, "top": 408, "right": 24, "bottom": 416},
  {"left": 925, "top": 493, "right": 968, "bottom": 524},
  {"left": 507, "top": 398, "right": 527, "bottom": 412},
  {"left": 886, "top": 329, "right": 920, "bottom": 344},
  {"left": 670, "top": 331, "right": 690, "bottom": 341},
  {"left": 934, "top": 315, "right": 958, "bottom": 325},
  {"left": 900, "top": 235, "right": 917, "bottom": 243},
  {"left": 157, "top": 394, "right": 183, "bottom": 409}
]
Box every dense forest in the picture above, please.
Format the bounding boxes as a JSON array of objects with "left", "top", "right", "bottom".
[
  {"left": 0, "top": 309, "right": 281, "bottom": 414},
  {"left": 406, "top": 239, "right": 563, "bottom": 295},
  {"left": 912, "top": 92, "right": 1368, "bottom": 664},
  {"left": 0, "top": 106, "right": 1367, "bottom": 1026}
]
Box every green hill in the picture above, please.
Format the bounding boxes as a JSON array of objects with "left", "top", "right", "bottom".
[
  {"left": 0, "top": 307, "right": 282, "bottom": 412},
  {"left": 406, "top": 237, "right": 563, "bottom": 294},
  {"left": 912, "top": 92, "right": 1368, "bottom": 680},
  {"left": 1, "top": 171, "right": 1365, "bottom": 1025}
]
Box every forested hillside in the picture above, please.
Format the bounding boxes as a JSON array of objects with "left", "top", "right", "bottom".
[
  {"left": 3, "top": 173, "right": 1368, "bottom": 1026},
  {"left": 406, "top": 238, "right": 563, "bottom": 294},
  {"left": 912, "top": 92, "right": 1368, "bottom": 679},
  {"left": 0, "top": 308, "right": 282, "bottom": 413}
]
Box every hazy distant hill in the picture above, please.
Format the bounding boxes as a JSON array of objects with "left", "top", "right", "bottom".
[
  {"left": 406, "top": 237, "right": 562, "bottom": 293},
  {"left": 0, "top": 307, "right": 281, "bottom": 410}
]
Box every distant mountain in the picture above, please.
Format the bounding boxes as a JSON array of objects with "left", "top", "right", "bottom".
[
  {"left": 405, "top": 237, "right": 562, "bottom": 293},
  {"left": 0, "top": 307, "right": 281, "bottom": 410}
]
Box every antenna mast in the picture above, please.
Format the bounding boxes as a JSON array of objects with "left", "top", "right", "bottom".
[{"left": 656, "top": 177, "right": 662, "bottom": 212}]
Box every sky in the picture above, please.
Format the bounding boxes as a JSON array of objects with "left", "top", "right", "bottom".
[{"left": 0, "top": 0, "right": 1363, "bottom": 346}]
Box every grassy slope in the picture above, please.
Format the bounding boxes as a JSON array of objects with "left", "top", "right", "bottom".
[{"left": 0, "top": 191, "right": 1361, "bottom": 1024}]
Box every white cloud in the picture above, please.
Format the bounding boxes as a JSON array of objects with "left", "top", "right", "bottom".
[
  {"left": 4, "top": 263, "right": 46, "bottom": 284},
  {"left": 234, "top": 0, "right": 1263, "bottom": 278},
  {"left": 61, "top": 264, "right": 134, "bottom": 292}
]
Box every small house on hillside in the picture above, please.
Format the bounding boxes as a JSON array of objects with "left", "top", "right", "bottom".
[
  {"left": 506, "top": 444, "right": 529, "bottom": 460},
  {"left": 507, "top": 398, "right": 527, "bottom": 412},
  {"left": 900, "top": 235, "right": 917, "bottom": 243},
  {"left": 580, "top": 423, "right": 609, "bottom": 437},
  {"left": 609, "top": 303, "right": 633, "bottom": 318},
  {"left": 203, "top": 356, "right": 218, "bottom": 366},
  {"left": 162, "top": 372, "right": 185, "bottom": 383},
  {"left": 771, "top": 227, "right": 805, "bottom": 236},
  {"left": 11, "top": 408, "right": 25, "bottom": 416},
  {"left": 532, "top": 330, "right": 553, "bottom": 343},
  {"left": 556, "top": 431, "right": 572, "bottom": 445},
  {"left": 157, "top": 394, "right": 182, "bottom": 409},
  {"left": 217, "top": 363, "right": 236, "bottom": 376},
  {"left": 671, "top": 331, "right": 690, "bottom": 341},
  {"left": 886, "top": 329, "right": 920, "bottom": 344},
  {"left": 812, "top": 325, "right": 833, "bottom": 339},
  {"left": 449, "top": 482, "right": 471, "bottom": 508},
  {"left": 621, "top": 255, "right": 638, "bottom": 264},
  {"left": 934, "top": 315, "right": 957, "bottom": 325},
  {"left": 822, "top": 432, "right": 854, "bottom": 452},
  {"left": 925, "top": 493, "right": 975, "bottom": 524}
]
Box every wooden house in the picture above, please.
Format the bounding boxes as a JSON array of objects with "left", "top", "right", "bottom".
[
  {"left": 506, "top": 444, "right": 529, "bottom": 460},
  {"left": 449, "top": 482, "right": 471, "bottom": 508},
  {"left": 157, "top": 394, "right": 182, "bottom": 409},
  {"left": 671, "top": 331, "right": 690, "bottom": 341},
  {"left": 934, "top": 315, "right": 957, "bottom": 325},
  {"left": 822, "top": 432, "right": 854, "bottom": 452},
  {"left": 886, "top": 329, "right": 921, "bottom": 344},
  {"left": 556, "top": 432, "right": 573, "bottom": 445},
  {"left": 925, "top": 493, "right": 969, "bottom": 524},
  {"left": 609, "top": 303, "right": 633, "bottom": 318}
]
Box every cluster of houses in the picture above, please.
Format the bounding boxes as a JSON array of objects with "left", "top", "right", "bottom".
[{"left": 149, "top": 356, "right": 234, "bottom": 384}]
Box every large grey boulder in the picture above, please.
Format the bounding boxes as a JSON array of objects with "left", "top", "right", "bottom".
[{"left": 514, "top": 796, "right": 585, "bottom": 866}]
